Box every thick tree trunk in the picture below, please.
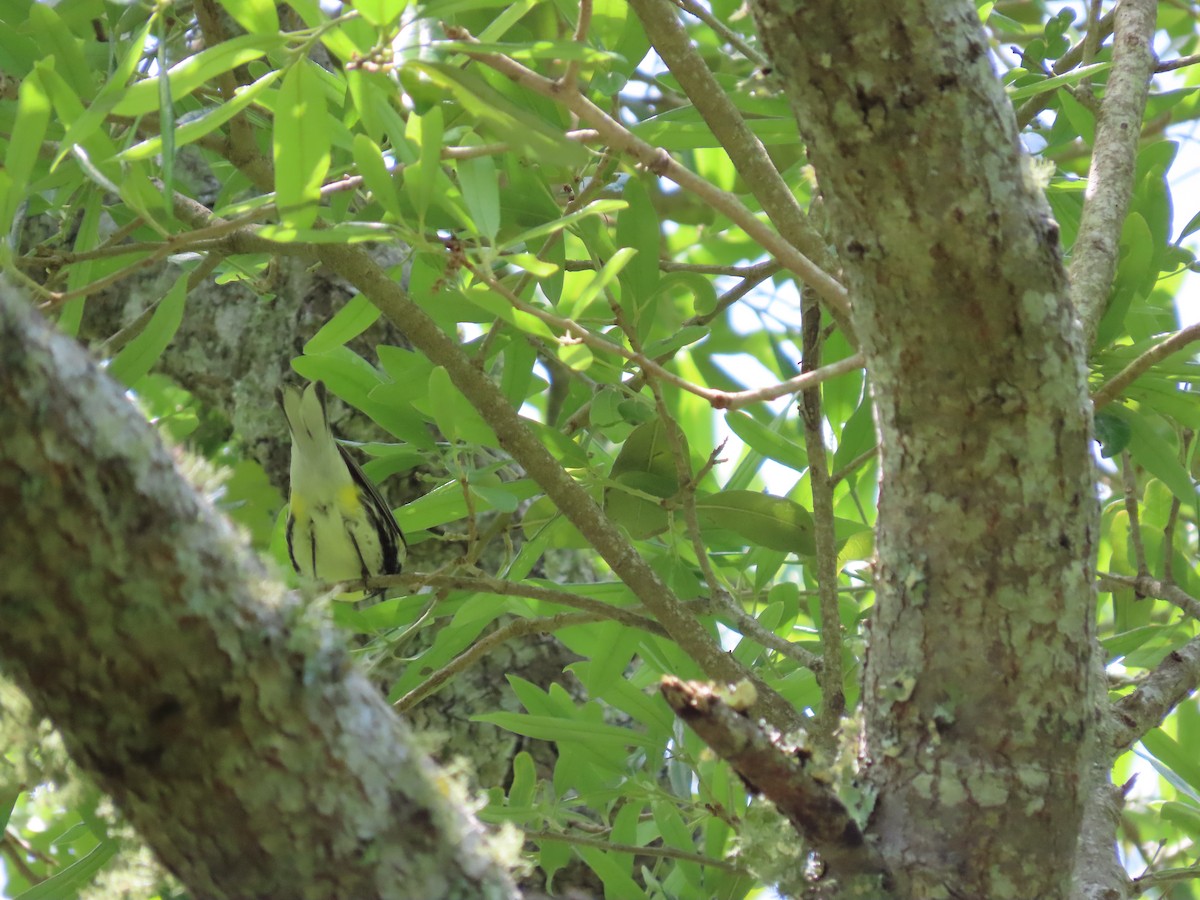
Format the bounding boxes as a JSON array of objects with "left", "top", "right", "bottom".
[
  {"left": 748, "top": 3, "right": 1099, "bottom": 897},
  {"left": 0, "top": 282, "right": 517, "bottom": 900}
]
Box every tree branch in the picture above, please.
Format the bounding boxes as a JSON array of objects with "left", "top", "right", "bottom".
[
  {"left": 0, "top": 283, "right": 517, "bottom": 900},
  {"left": 626, "top": 0, "right": 853, "bottom": 339},
  {"left": 311, "top": 231, "right": 807, "bottom": 733},
  {"left": 1014, "top": 8, "right": 1117, "bottom": 128},
  {"left": 441, "top": 26, "right": 853, "bottom": 331},
  {"left": 1069, "top": 0, "right": 1158, "bottom": 345},
  {"left": 1091, "top": 322, "right": 1200, "bottom": 409},
  {"left": 660, "top": 677, "right": 889, "bottom": 887},
  {"left": 799, "top": 294, "right": 845, "bottom": 740},
  {"left": 1110, "top": 633, "right": 1200, "bottom": 756}
]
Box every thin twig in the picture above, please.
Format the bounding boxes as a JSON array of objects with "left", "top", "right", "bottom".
[
  {"left": 1156, "top": 53, "right": 1200, "bottom": 73},
  {"left": 524, "top": 828, "right": 748, "bottom": 873},
  {"left": 1109, "top": 629, "right": 1200, "bottom": 755},
  {"left": 467, "top": 260, "right": 860, "bottom": 409},
  {"left": 563, "top": 258, "right": 777, "bottom": 277},
  {"left": 373, "top": 571, "right": 669, "bottom": 635},
  {"left": 1015, "top": 8, "right": 1117, "bottom": 127},
  {"left": 670, "top": 0, "right": 767, "bottom": 67},
  {"left": 440, "top": 26, "right": 852, "bottom": 329},
  {"left": 684, "top": 262, "right": 781, "bottom": 328},
  {"left": 716, "top": 593, "right": 822, "bottom": 671},
  {"left": 625, "top": 0, "right": 848, "bottom": 341},
  {"left": 1130, "top": 865, "right": 1200, "bottom": 895},
  {"left": 562, "top": 0, "right": 593, "bottom": 92},
  {"left": 1162, "top": 430, "right": 1190, "bottom": 585},
  {"left": 394, "top": 611, "right": 617, "bottom": 711},
  {"left": 1120, "top": 452, "right": 1150, "bottom": 579},
  {"left": 1091, "top": 322, "right": 1200, "bottom": 409},
  {"left": 611, "top": 285, "right": 724, "bottom": 603},
  {"left": 1098, "top": 572, "right": 1200, "bottom": 620},
  {"left": 799, "top": 293, "right": 845, "bottom": 738},
  {"left": 830, "top": 444, "right": 878, "bottom": 487}
]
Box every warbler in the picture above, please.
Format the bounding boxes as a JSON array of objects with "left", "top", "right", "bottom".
[{"left": 277, "top": 380, "right": 406, "bottom": 586}]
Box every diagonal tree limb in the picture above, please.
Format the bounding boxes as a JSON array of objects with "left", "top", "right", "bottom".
[
  {"left": 0, "top": 282, "right": 519, "bottom": 900},
  {"left": 661, "top": 677, "right": 890, "bottom": 887},
  {"left": 627, "top": 0, "right": 855, "bottom": 341}
]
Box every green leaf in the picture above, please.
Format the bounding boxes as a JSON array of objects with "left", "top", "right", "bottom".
[
  {"left": 564, "top": 246, "right": 637, "bottom": 319},
  {"left": 1162, "top": 801, "right": 1200, "bottom": 842},
  {"left": 352, "top": 134, "right": 404, "bottom": 221},
  {"left": 1096, "top": 213, "right": 1154, "bottom": 348},
  {"left": 356, "top": 0, "right": 408, "bottom": 26},
  {"left": 695, "top": 490, "right": 816, "bottom": 555},
  {"left": 559, "top": 621, "right": 634, "bottom": 694},
  {"left": 1119, "top": 407, "right": 1197, "bottom": 516},
  {"left": 107, "top": 274, "right": 188, "bottom": 387},
  {"left": 0, "top": 65, "right": 50, "bottom": 236},
  {"left": 27, "top": 3, "right": 92, "bottom": 97},
  {"left": 1178, "top": 207, "right": 1200, "bottom": 242},
  {"left": 616, "top": 175, "right": 661, "bottom": 307},
  {"left": 304, "top": 295, "right": 382, "bottom": 354},
  {"left": 437, "top": 39, "right": 618, "bottom": 63},
  {"left": 290, "top": 347, "right": 384, "bottom": 404},
  {"left": 457, "top": 139, "right": 501, "bottom": 240},
  {"left": 407, "top": 61, "right": 590, "bottom": 168},
  {"left": 640, "top": 324, "right": 707, "bottom": 359},
  {"left": 216, "top": 0, "right": 280, "bottom": 33},
  {"left": 459, "top": 285, "right": 558, "bottom": 340},
  {"left": 425, "top": 365, "right": 498, "bottom": 446},
  {"left": 725, "top": 410, "right": 807, "bottom": 473},
  {"left": 1006, "top": 61, "right": 1112, "bottom": 100},
  {"left": 54, "top": 18, "right": 153, "bottom": 168},
  {"left": 1140, "top": 729, "right": 1200, "bottom": 802},
  {"left": 1093, "top": 408, "right": 1132, "bottom": 458},
  {"left": 653, "top": 801, "right": 702, "bottom": 887},
  {"left": 274, "top": 61, "right": 332, "bottom": 228},
  {"left": 113, "top": 33, "right": 286, "bottom": 116},
  {"left": 15, "top": 838, "right": 119, "bottom": 900},
  {"left": 403, "top": 106, "right": 444, "bottom": 227},
  {"left": 604, "top": 418, "right": 683, "bottom": 539},
  {"left": 1056, "top": 87, "right": 1095, "bottom": 147},
  {"left": 156, "top": 12, "right": 175, "bottom": 215},
  {"left": 475, "top": 712, "right": 661, "bottom": 749},
  {"left": 575, "top": 845, "right": 648, "bottom": 898},
  {"left": 499, "top": 199, "right": 627, "bottom": 252},
  {"left": 285, "top": 0, "right": 363, "bottom": 60},
  {"left": 119, "top": 71, "right": 281, "bottom": 162},
  {"left": 257, "top": 222, "right": 399, "bottom": 243}
]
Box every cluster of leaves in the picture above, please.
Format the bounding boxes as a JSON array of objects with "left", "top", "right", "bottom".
[{"left": 0, "top": 0, "right": 1199, "bottom": 897}]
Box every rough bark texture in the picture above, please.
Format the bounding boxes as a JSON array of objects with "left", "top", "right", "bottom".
[
  {"left": 747, "top": 3, "right": 1098, "bottom": 898},
  {"left": 0, "top": 281, "right": 517, "bottom": 900}
]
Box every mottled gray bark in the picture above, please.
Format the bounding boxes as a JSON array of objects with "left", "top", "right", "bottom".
[
  {"left": 747, "top": 3, "right": 1099, "bottom": 898},
  {"left": 0, "top": 280, "right": 518, "bottom": 900}
]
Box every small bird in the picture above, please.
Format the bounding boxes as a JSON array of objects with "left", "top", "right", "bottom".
[{"left": 277, "top": 380, "right": 406, "bottom": 586}]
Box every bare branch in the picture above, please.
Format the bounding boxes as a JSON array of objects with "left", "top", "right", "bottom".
[
  {"left": 660, "top": 677, "right": 890, "bottom": 885},
  {"left": 1110, "top": 632, "right": 1200, "bottom": 756},
  {"left": 1098, "top": 572, "right": 1200, "bottom": 621},
  {"left": 799, "top": 294, "right": 845, "bottom": 737},
  {"left": 1069, "top": 0, "right": 1158, "bottom": 345},
  {"left": 1091, "top": 322, "right": 1200, "bottom": 409}
]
